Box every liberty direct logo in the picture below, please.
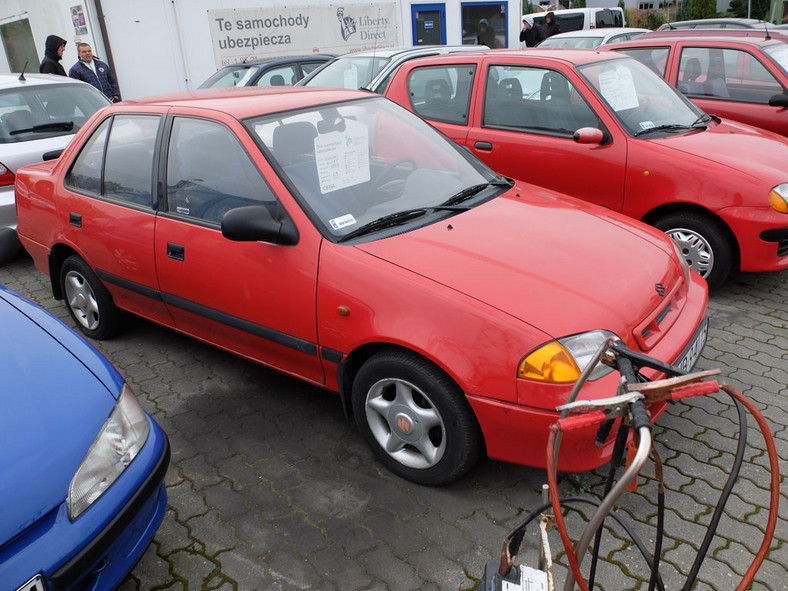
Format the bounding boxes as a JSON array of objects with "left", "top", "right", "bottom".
[{"left": 337, "top": 8, "right": 357, "bottom": 41}]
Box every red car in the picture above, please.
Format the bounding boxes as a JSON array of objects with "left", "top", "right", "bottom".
[
  {"left": 15, "top": 87, "right": 708, "bottom": 484},
  {"left": 608, "top": 33, "right": 788, "bottom": 136},
  {"left": 383, "top": 49, "right": 788, "bottom": 288}
]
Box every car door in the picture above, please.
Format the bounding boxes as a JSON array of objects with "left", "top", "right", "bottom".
[
  {"left": 153, "top": 113, "right": 324, "bottom": 383},
  {"left": 464, "top": 60, "right": 627, "bottom": 211},
  {"left": 62, "top": 111, "right": 174, "bottom": 327}
]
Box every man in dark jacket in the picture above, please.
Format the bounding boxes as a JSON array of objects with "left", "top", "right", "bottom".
[
  {"left": 519, "top": 15, "right": 545, "bottom": 47},
  {"left": 39, "top": 35, "right": 67, "bottom": 76},
  {"left": 69, "top": 43, "right": 121, "bottom": 102},
  {"left": 544, "top": 12, "right": 561, "bottom": 37}
]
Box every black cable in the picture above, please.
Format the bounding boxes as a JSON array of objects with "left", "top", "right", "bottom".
[
  {"left": 506, "top": 498, "right": 665, "bottom": 591},
  {"left": 648, "top": 468, "right": 666, "bottom": 591},
  {"left": 679, "top": 395, "right": 748, "bottom": 591}
]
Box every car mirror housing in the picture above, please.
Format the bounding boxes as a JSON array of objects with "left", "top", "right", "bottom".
[
  {"left": 573, "top": 127, "right": 605, "bottom": 145},
  {"left": 222, "top": 205, "right": 299, "bottom": 245},
  {"left": 768, "top": 93, "right": 788, "bottom": 108}
]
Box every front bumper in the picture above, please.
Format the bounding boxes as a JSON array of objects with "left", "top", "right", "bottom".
[{"left": 718, "top": 206, "right": 788, "bottom": 272}]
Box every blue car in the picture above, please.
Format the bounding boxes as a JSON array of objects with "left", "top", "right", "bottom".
[{"left": 0, "top": 285, "right": 169, "bottom": 590}]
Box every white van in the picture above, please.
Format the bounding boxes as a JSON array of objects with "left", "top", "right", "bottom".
[{"left": 530, "top": 7, "right": 625, "bottom": 32}]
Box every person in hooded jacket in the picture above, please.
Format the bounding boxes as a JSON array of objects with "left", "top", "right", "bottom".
[
  {"left": 40, "top": 35, "right": 67, "bottom": 76},
  {"left": 544, "top": 12, "right": 561, "bottom": 37},
  {"left": 519, "top": 15, "right": 545, "bottom": 47}
]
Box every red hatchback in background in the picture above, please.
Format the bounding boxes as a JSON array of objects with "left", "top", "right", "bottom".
[
  {"left": 384, "top": 49, "right": 788, "bottom": 288},
  {"left": 14, "top": 87, "right": 708, "bottom": 484},
  {"left": 608, "top": 33, "right": 788, "bottom": 136}
]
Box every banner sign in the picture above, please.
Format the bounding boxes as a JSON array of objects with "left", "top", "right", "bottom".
[{"left": 208, "top": 4, "right": 400, "bottom": 67}]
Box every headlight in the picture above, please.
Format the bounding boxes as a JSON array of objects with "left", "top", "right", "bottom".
[
  {"left": 769, "top": 183, "right": 788, "bottom": 214},
  {"left": 68, "top": 384, "right": 150, "bottom": 519},
  {"left": 518, "top": 330, "right": 618, "bottom": 383},
  {"left": 671, "top": 238, "right": 692, "bottom": 285}
]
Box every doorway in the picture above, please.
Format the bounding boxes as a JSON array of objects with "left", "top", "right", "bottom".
[{"left": 412, "top": 4, "right": 446, "bottom": 45}]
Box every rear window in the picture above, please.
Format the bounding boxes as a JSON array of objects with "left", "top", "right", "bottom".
[
  {"left": 0, "top": 83, "right": 108, "bottom": 144},
  {"left": 596, "top": 10, "right": 623, "bottom": 28}
]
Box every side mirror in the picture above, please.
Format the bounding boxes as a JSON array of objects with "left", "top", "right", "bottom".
[
  {"left": 573, "top": 127, "right": 605, "bottom": 145},
  {"left": 222, "top": 205, "right": 298, "bottom": 245},
  {"left": 768, "top": 94, "right": 788, "bottom": 108}
]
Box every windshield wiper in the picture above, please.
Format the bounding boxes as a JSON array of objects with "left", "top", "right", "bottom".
[
  {"left": 690, "top": 114, "right": 710, "bottom": 128},
  {"left": 10, "top": 121, "right": 74, "bottom": 135},
  {"left": 633, "top": 124, "right": 694, "bottom": 138},
  {"left": 338, "top": 205, "right": 472, "bottom": 243},
  {"left": 440, "top": 179, "right": 510, "bottom": 207}
]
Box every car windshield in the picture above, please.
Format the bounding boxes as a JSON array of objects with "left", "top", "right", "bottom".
[
  {"left": 0, "top": 83, "right": 108, "bottom": 144},
  {"left": 247, "top": 97, "right": 504, "bottom": 241},
  {"left": 540, "top": 36, "right": 605, "bottom": 49},
  {"left": 300, "top": 56, "right": 391, "bottom": 89},
  {"left": 577, "top": 58, "right": 706, "bottom": 137},
  {"left": 199, "top": 64, "right": 259, "bottom": 88},
  {"left": 763, "top": 42, "right": 788, "bottom": 76}
]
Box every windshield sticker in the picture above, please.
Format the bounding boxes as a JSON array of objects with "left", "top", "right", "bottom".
[
  {"left": 315, "top": 119, "right": 370, "bottom": 194},
  {"left": 639, "top": 121, "right": 655, "bottom": 130},
  {"left": 598, "top": 66, "right": 639, "bottom": 111},
  {"left": 329, "top": 214, "right": 357, "bottom": 230}
]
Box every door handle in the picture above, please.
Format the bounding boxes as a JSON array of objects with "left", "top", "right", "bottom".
[
  {"left": 167, "top": 242, "right": 185, "bottom": 261},
  {"left": 474, "top": 141, "right": 493, "bottom": 150},
  {"left": 69, "top": 212, "right": 82, "bottom": 227}
]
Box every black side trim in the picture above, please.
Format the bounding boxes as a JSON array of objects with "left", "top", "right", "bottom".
[
  {"left": 161, "top": 292, "right": 318, "bottom": 356},
  {"left": 48, "top": 435, "right": 171, "bottom": 590},
  {"left": 759, "top": 226, "right": 788, "bottom": 242},
  {"left": 96, "top": 269, "right": 162, "bottom": 302},
  {"left": 320, "top": 347, "right": 344, "bottom": 364},
  {"left": 96, "top": 269, "right": 317, "bottom": 356}
]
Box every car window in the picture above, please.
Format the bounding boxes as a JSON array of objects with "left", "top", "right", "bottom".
[
  {"left": 483, "top": 65, "right": 602, "bottom": 134},
  {"left": 407, "top": 65, "right": 475, "bottom": 125},
  {"left": 166, "top": 117, "right": 280, "bottom": 225},
  {"left": 66, "top": 115, "right": 159, "bottom": 207},
  {"left": 199, "top": 65, "right": 258, "bottom": 88},
  {"left": 256, "top": 65, "right": 299, "bottom": 86},
  {"left": 0, "top": 83, "right": 107, "bottom": 144},
  {"left": 302, "top": 56, "right": 390, "bottom": 89},
  {"left": 613, "top": 47, "right": 670, "bottom": 77},
  {"left": 763, "top": 43, "right": 788, "bottom": 75},
  {"left": 300, "top": 61, "right": 326, "bottom": 77},
  {"left": 678, "top": 47, "right": 783, "bottom": 102},
  {"left": 103, "top": 115, "right": 160, "bottom": 206}
]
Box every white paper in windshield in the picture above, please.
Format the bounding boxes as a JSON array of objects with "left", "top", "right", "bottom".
[
  {"left": 315, "top": 120, "right": 370, "bottom": 194},
  {"left": 767, "top": 45, "right": 788, "bottom": 71},
  {"left": 343, "top": 65, "right": 360, "bottom": 89},
  {"left": 599, "top": 65, "right": 639, "bottom": 111}
]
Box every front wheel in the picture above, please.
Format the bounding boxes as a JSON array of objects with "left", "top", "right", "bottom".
[
  {"left": 654, "top": 212, "right": 734, "bottom": 290},
  {"left": 352, "top": 349, "right": 482, "bottom": 486},
  {"left": 60, "top": 255, "right": 122, "bottom": 339}
]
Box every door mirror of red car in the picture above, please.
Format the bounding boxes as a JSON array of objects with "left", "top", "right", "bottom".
[
  {"left": 768, "top": 94, "right": 788, "bottom": 109},
  {"left": 573, "top": 127, "right": 605, "bottom": 145},
  {"left": 222, "top": 205, "right": 299, "bottom": 245}
]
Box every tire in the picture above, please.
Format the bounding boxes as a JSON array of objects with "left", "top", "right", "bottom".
[
  {"left": 0, "top": 228, "right": 20, "bottom": 266},
  {"left": 352, "top": 349, "right": 482, "bottom": 486},
  {"left": 60, "top": 255, "right": 122, "bottom": 339},
  {"left": 654, "top": 212, "right": 734, "bottom": 290}
]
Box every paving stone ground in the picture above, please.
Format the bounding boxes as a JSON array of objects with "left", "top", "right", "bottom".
[{"left": 2, "top": 253, "right": 785, "bottom": 591}]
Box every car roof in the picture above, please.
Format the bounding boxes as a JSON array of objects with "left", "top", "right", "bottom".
[
  {"left": 540, "top": 28, "right": 651, "bottom": 39},
  {"left": 218, "top": 54, "right": 335, "bottom": 67},
  {"left": 609, "top": 33, "right": 785, "bottom": 48},
  {"left": 330, "top": 45, "right": 481, "bottom": 60},
  {"left": 639, "top": 28, "right": 788, "bottom": 42},
  {"left": 658, "top": 18, "right": 769, "bottom": 29},
  {"left": 391, "top": 47, "right": 627, "bottom": 67},
  {"left": 119, "top": 86, "right": 377, "bottom": 118},
  {"left": 0, "top": 73, "right": 95, "bottom": 90}
]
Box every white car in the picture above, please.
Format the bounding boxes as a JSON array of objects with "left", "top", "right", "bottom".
[
  {"left": 536, "top": 27, "right": 651, "bottom": 49},
  {"left": 297, "top": 45, "right": 485, "bottom": 93},
  {"left": 0, "top": 73, "right": 109, "bottom": 264}
]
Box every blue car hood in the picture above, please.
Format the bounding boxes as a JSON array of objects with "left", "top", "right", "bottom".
[{"left": 0, "top": 287, "right": 120, "bottom": 543}]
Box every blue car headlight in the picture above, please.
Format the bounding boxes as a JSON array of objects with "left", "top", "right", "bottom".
[{"left": 68, "top": 384, "right": 150, "bottom": 520}]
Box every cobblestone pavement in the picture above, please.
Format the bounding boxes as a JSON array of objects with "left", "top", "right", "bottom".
[{"left": 1, "top": 252, "right": 785, "bottom": 591}]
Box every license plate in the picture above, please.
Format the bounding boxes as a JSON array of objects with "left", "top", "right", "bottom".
[
  {"left": 675, "top": 317, "right": 708, "bottom": 373},
  {"left": 16, "top": 576, "right": 45, "bottom": 591}
]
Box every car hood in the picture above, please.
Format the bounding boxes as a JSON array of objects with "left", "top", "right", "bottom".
[
  {"left": 648, "top": 121, "right": 788, "bottom": 183},
  {"left": 0, "top": 287, "right": 118, "bottom": 544},
  {"left": 356, "top": 186, "right": 680, "bottom": 338}
]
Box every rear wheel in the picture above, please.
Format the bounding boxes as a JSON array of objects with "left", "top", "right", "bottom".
[
  {"left": 654, "top": 212, "right": 733, "bottom": 290},
  {"left": 60, "top": 255, "right": 122, "bottom": 339},
  {"left": 352, "top": 349, "right": 482, "bottom": 485}
]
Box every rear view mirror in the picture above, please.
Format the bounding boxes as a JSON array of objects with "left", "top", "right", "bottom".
[
  {"left": 573, "top": 127, "right": 605, "bottom": 144},
  {"left": 768, "top": 94, "right": 788, "bottom": 108},
  {"left": 222, "top": 205, "right": 298, "bottom": 245}
]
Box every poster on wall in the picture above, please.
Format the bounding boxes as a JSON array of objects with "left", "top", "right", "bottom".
[
  {"left": 71, "top": 5, "right": 88, "bottom": 36},
  {"left": 208, "top": 4, "right": 400, "bottom": 67}
]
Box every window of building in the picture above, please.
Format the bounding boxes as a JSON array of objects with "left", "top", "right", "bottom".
[{"left": 461, "top": 2, "right": 507, "bottom": 48}]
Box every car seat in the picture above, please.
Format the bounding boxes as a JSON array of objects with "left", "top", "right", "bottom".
[
  {"left": 270, "top": 74, "right": 286, "bottom": 86},
  {"left": 540, "top": 72, "right": 576, "bottom": 132},
  {"left": 679, "top": 58, "right": 705, "bottom": 95},
  {"left": 705, "top": 57, "right": 730, "bottom": 97}
]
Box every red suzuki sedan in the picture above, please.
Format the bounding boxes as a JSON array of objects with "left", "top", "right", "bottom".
[
  {"left": 15, "top": 87, "right": 708, "bottom": 484},
  {"left": 383, "top": 49, "right": 788, "bottom": 288}
]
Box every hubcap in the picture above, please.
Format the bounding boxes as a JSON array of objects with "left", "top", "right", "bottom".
[
  {"left": 667, "top": 228, "right": 713, "bottom": 278},
  {"left": 364, "top": 378, "right": 446, "bottom": 470},
  {"left": 64, "top": 270, "right": 101, "bottom": 330}
]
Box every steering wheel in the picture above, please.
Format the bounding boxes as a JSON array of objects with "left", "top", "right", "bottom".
[{"left": 374, "top": 157, "right": 418, "bottom": 190}]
